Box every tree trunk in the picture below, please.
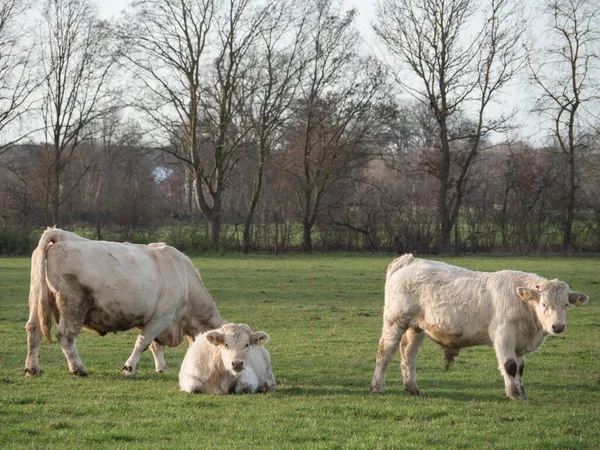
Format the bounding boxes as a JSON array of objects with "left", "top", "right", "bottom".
[
  {"left": 562, "top": 109, "right": 577, "bottom": 253},
  {"left": 51, "top": 145, "right": 61, "bottom": 227},
  {"left": 302, "top": 217, "right": 312, "bottom": 254},
  {"left": 437, "top": 116, "right": 452, "bottom": 252},
  {"left": 242, "top": 158, "right": 265, "bottom": 253},
  {"left": 208, "top": 214, "right": 221, "bottom": 249},
  {"left": 562, "top": 152, "right": 576, "bottom": 253},
  {"left": 186, "top": 170, "right": 194, "bottom": 219},
  {"left": 193, "top": 176, "right": 221, "bottom": 250}
]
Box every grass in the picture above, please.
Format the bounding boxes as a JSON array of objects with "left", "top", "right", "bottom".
[{"left": 0, "top": 253, "right": 599, "bottom": 449}]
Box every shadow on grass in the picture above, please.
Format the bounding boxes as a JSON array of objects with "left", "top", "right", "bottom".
[
  {"left": 279, "top": 385, "right": 503, "bottom": 402},
  {"left": 275, "top": 376, "right": 599, "bottom": 403}
]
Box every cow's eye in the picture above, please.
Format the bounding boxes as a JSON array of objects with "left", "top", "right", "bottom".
[
  {"left": 245, "top": 344, "right": 249, "bottom": 348},
  {"left": 543, "top": 302, "right": 549, "bottom": 309},
  {"left": 225, "top": 344, "right": 229, "bottom": 348},
  {"left": 565, "top": 303, "right": 569, "bottom": 307}
]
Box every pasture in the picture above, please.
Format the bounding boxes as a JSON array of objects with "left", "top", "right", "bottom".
[{"left": 1, "top": 254, "right": 599, "bottom": 449}]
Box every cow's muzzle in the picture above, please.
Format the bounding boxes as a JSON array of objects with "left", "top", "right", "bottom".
[
  {"left": 231, "top": 361, "right": 244, "bottom": 372},
  {"left": 552, "top": 324, "right": 566, "bottom": 334}
]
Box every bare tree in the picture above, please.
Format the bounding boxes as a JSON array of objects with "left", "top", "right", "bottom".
[
  {"left": 239, "top": 0, "right": 306, "bottom": 252},
  {"left": 122, "top": 0, "right": 217, "bottom": 226},
  {"left": 282, "top": 0, "right": 392, "bottom": 253},
  {"left": 528, "top": 0, "right": 600, "bottom": 251},
  {"left": 39, "top": 0, "right": 120, "bottom": 226},
  {"left": 198, "top": 0, "right": 274, "bottom": 247},
  {"left": 0, "top": 0, "right": 38, "bottom": 152},
  {"left": 375, "top": 0, "right": 526, "bottom": 251},
  {"left": 122, "top": 0, "right": 273, "bottom": 248},
  {"left": 120, "top": 0, "right": 215, "bottom": 241}
]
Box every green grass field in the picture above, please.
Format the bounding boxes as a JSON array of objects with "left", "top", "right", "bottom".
[{"left": 1, "top": 254, "right": 599, "bottom": 449}]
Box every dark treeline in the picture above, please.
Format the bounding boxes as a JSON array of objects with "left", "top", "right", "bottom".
[{"left": 1, "top": 0, "right": 599, "bottom": 255}]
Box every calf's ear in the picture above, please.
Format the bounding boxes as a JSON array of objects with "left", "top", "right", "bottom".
[
  {"left": 517, "top": 287, "right": 539, "bottom": 302},
  {"left": 206, "top": 331, "right": 225, "bottom": 346},
  {"left": 251, "top": 332, "right": 270, "bottom": 346},
  {"left": 568, "top": 291, "right": 589, "bottom": 306}
]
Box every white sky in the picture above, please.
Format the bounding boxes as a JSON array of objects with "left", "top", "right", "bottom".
[
  {"left": 95, "top": 0, "right": 379, "bottom": 25},
  {"left": 66, "top": 1, "right": 557, "bottom": 146}
]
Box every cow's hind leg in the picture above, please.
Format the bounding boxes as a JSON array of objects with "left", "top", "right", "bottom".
[
  {"left": 399, "top": 327, "right": 425, "bottom": 395},
  {"left": 370, "top": 318, "right": 407, "bottom": 394},
  {"left": 122, "top": 316, "right": 173, "bottom": 376},
  {"left": 55, "top": 311, "right": 87, "bottom": 376},
  {"left": 24, "top": 310, "right": 42, "bottom": 377},
  {"left": 149, "top": 341, "right": 169, "bottom": 373}
]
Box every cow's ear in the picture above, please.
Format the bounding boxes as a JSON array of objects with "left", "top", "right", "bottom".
[
  {"left": 251, "top": 332, "right": 270, "bottom": 346},
  {"left": 206, "top": 331, "right": 225, "bottom": 346},
  {"left": 517, "top": 287, "right": 539, "bottom": 302},
  {"left": 568, "top": 291, "right": 589, "bottom": 306}
]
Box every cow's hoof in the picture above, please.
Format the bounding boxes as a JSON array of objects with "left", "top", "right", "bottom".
[
  {"left": 24, "top": 367, "right": 41, "bottom": 378},
  {"left": 405, "top": 386, "right": 421, "bottom": 396},
  {"left": 71, "top": 368, "right": 88, "bottom": 377},
  {"left": 156, "top": 366, "right": 169, "bottom": 373},
  {"left": 370, "top": 383, "right": 384, "bottom": 394},
  {"left": 191, "top": 385, "right": 204, "bottom": 394},
  {"left": 258, "top": 381, "right": 274, "bottom": 393},
  {"left": 506, "top": 393, "right": 523, "bottom": 400},
  {"left": 236, "top": 384, "right": 253, "bottom": 394},
  {"left": 506, "top": 384, "right": 522, "bottom": 400},
  {"left": 122, "top": 365, "right": 135, "bottom": 376}
]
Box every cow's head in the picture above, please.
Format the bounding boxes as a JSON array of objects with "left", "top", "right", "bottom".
[
  {"left": 205, "top": 323, "right": 270, "bottom": 375},
  {"left": 517, "top": 280, "right": 589, "bottom": 334}
]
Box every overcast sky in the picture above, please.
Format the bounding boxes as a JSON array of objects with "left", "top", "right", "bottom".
[
  {"left": 96, "top": 0, "right": 378, "bottom": 21},
  {"left": 77, "top": 1, "right": 554, "bottom": 145}
]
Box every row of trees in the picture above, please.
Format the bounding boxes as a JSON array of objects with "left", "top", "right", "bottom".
[{"left": 1, "top": 0, "right": 599, "bottom": 254}]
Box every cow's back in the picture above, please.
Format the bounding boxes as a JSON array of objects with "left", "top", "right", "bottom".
[
  {"left": 45, "top": 239, "right": 185, "bottom": 335},
  {"left": 385, "top": 257, "right": 494, "bottom": 347},
  {"left": 48, "top": 240, "right": 160, "bottom": 292},
  {"left": 386, "top": 257, "right": 483, "bottom": 302}
]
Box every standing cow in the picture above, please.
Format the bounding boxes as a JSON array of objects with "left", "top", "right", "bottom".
[
  {"left": 179, "top": 323, "right": 276, "bottom": 394},
  {"left": 370, "top": 254, "right": 589, "bottom": 400},
  {"left": 24, "top": 228, "right": 224, "bottom": 377}
]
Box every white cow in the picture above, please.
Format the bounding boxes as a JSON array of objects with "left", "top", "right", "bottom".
[
  {"left": 24, "top": 228, "right": 224, "bottom": 377},
  {"left": 370, "top": 254, "right": 589, "bottom": 400},
  {"left": 179, "top": 323, "right": 276, "bottom": 394}
]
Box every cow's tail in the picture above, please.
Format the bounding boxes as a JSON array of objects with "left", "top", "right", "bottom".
[
  {"left": 31, "top": 228, "right": 61, "bottom": 343},
  {"left": 386, "top": 253, "right": 415, "bottom": 282}
]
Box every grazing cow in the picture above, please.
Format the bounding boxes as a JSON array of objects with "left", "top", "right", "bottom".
[
  {"left": 24, "top": 228, "right": 224, "bottom": 377},
  {"left": 179, "top": 323, "right": 276, "bottom": 394},
  {"left": 370, "top": 254, "right": 589, "bottom": 400}
]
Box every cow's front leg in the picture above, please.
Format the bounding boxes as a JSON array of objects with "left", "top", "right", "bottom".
[
  {"left": 149, "top": 341, "right": 169, "bottom": 373},
  {"left": 260, "top": 371, "right": 276, "bottom": 393},
  {"left": 233, "top": 369, "right": 259, "bottom": 394},
  {"left": 370, "top": 318, "right": 407, "bottom": 394},
  {"left": 122, "top": 316, "right": 172, "bottom": 375},
  {"left": 179, "top": 372, "right": 206, "bottom": 393},
  {"left": 399, "top": 327, "right": 425, "bottom": 395},
  {"left": 493, "top": 337, "right": 525, "bottom": 400},
  {"left": 515, "top": 356, "right": 526, "bottom": 400}
]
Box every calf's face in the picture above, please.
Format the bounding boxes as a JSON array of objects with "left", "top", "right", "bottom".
[
  {"left": 205, "top": 323, "right": 269, "bottom": 375},
  {"left": 517, "top": 280, "right": 589, "bottom": 334}
]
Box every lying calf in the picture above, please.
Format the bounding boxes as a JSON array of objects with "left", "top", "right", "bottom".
[{"left": 179, "top": 323, "right": 276, "bottom": 394}]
